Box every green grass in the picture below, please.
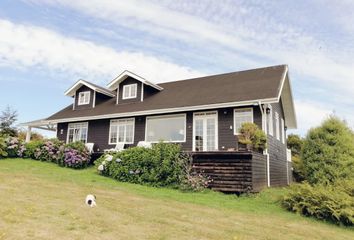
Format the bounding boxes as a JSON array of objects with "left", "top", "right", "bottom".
[{"left": 0, "top": 158, "right": 353, "bottom": 240}]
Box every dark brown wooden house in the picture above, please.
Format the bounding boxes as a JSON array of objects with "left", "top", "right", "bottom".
[{"left": 24, "top": 65, "right": 296, "bottom": 192}]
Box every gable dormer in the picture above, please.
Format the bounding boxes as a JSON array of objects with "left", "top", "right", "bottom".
[
  {"left": 107, "top": 70, "right": 163, "bottom": 105},
  {"left": 65, "top": 79, "right": 115, "bottom": 110}
]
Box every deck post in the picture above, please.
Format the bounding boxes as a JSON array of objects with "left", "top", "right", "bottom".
[{"left": 25, "top": 126, "right": 32, "bottom": 143}]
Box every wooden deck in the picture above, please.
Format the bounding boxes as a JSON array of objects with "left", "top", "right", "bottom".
[{"left": 190, "top": 151, "right": 267, "bottom": 193}]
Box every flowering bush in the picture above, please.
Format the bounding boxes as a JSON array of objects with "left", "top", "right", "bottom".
[
  {"left": 95, "top": 142, "right": 209, "bottom": 191},
  {"left": 5, "top": 137, "right": 25, "bottom": 157},
  {"left": 3, "top": 137, "right": 90, "bottom": 169}
]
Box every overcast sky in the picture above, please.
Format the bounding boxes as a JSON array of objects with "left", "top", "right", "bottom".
[{"left": 0, "top": 0, "right": 353, "bottom": 137}]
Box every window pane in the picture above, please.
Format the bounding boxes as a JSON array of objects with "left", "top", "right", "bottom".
[
  {"left": 234, "top": 109, "right": 253, "bottom": 133},
  {"left": 146, "top": 115, "right": 185, "bottom": 142},
  {"left": 110, "top": 125, "right": 118, "bottom": 144},
  {"left": 118, "top": 125, "right": 125, "bottom": 142}
]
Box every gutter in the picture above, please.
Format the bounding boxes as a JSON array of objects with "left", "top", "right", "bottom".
[{"left": 258, "top": 101, "right": 271, "bottom": 187}]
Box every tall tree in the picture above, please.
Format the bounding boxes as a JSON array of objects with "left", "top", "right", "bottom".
[{"left": 0, "top": 106, "right": 18, "bottom": 137}]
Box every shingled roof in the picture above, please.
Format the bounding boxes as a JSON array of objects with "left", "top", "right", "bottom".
[{"left": 46, "top": 65, "right": 297, "bottom": 128}]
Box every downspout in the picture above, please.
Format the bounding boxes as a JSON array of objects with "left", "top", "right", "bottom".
[{"left": 258, "top": 101, "right": 270, "bottom": 187}]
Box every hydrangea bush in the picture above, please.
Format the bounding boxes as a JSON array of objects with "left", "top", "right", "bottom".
[
  {"left": 95, "top": 142, "right": 210, "bottom": 191},
  {"left": 1, "top": 136, "right": 90, "bottom": 169}
]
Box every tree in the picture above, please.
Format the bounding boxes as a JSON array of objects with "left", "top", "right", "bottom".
[
  {"left": 238, "top": 122, "right": 267, "bottom": 151},
  {"left": 0, "top": 106, "right": 18, "bottom": 137},
  {"left": 301, "top": 115, "right": 354, "bottom": 185},
  {"left": 287, "top": 134, "right": 303, "bottom": 156},
  {"left": 287, "top": 134, "right": 305, "bottom": 182}
]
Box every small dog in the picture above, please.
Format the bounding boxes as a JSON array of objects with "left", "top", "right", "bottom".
[{"left": 85, "top": 194, "right": 97, "bottom": 207}]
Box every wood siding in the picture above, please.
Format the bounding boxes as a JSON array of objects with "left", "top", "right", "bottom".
[
  {"left": 252, "top": 152, "right": 267, "bottom": 192},
  {"left": 118, "top": 77, "right": 142, "bottom": 104},
  {"left": 74, "top": 85, "right": 94, "bottom": 110},
  {"left": 268, "top": 101, "right": 288, "bottom": 187},
  {"left": 56, "top": 105, "right": 263, "bottom": 152}
]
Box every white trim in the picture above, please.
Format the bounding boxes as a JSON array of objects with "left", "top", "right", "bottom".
[
  {"left": 266, "top": 152, "right": 270, "bottom": 187},
  {"left": 233, "top": 107, "right": 254, "bottom": 135},
  {"left": 48, "top": 98, "right": 278, "bottom": 124},
  {"left": 92, "top": 91, "right": 96, "bottom": 108},
  {"left": 145, "top": 113, "right": 186, "bottom": 143},
  {"left": 122, "top": 83, "right": 137, "bottom": 99},
  {"left": 281, "top": 118, "right": 285, "bottom": 144},
  {"left": 267, "top": 104, "right": 273, "bottom": 136},
  {"left": 276, "top": 65, "right": 288, "bottom": 101},
  {"left": 116, "top": 84, "right": 119, "bottom": 104},
  {"left": 275, "top": 111, "right": 280, "bottom": 140},
  {"left": 65, "top": 79, "right": 115, "bottom": 97},
  {"left": 141, "top": 83, "right": 144, "bottom": 102},
  {"left": 78, "top": 91, "right": 90, "bottom": 105},
  {"left": 108, "top": 118, "right": 135, "bottom": 145},
  {"left": 107, "top": 70, "right": 163, "bottom": 91},
  {"left": 66, "top": 122, "right": 88, "bottom": 144},
  {"left": 192, "top": 111, "right": 218, "bottom": 151}
]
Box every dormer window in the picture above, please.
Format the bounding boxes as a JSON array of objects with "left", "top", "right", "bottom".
[
  {"left": 123, "top": 84, "right": 137, "bottom": 99},
  {"left": 78, "top": 91, "right": 90, "bottom": 105}
]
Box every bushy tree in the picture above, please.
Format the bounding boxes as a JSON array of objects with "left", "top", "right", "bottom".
[
  {"left": 0, "top": 106, "right": 18, "bottom": 137},
  {"left": 301, "top": 116, "right": 354, "bottom": 185},
  {"left": 287, "top": 134, "right": 305, "bottom": 182}
]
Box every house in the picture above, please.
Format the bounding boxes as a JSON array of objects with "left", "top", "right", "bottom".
[{"left": 23, "top": 65, "right": 296, "bottom": 191}]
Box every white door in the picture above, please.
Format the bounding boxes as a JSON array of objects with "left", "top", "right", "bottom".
[{"left": 193, "top": 111, "right": 218, "bottom": 151}]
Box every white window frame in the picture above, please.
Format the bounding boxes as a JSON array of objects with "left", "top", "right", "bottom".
[
  {"left": 233, "top": 108, "right": 254, "bottom": 135},
  {"left": 275, "top": 112, "right": 280, "bottom": 140},
  {"left": 145, "top": 113, "right": 186, "bottom": 143},
  {"left": 122, "top": 84, "right": 137, "bottom": 99},
  {"left": 281, "top": 118, "right": 285, "bottom": 144},
  {"left": 78, "top": 91, "right": 90, "bottom": 105},
  {"left": 66, "top": 122, "right": 88, "bottom": 143},
  {"left": 108, "top": 118, "right": 135, "bottom": 145},
  {"left": 192, "top": 111, "right": 218, "bottom": 151},
  {"left": 267, "top": 105, "right": 273, "bottom": 136}
]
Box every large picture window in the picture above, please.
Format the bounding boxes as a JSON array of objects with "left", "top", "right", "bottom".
[
  {"left": 146, "top": 114, "right": 186, "bottom": 142},
  {"left": 67, "top": 122, "right": 88, "bottom": 143},
  {"left": 122, "top": 84, "right": 137, "bottom": 99},
  {"left": 109, "top": 118, "right": 135, "bottom": 144},
  {"left": 78, "top": 91, "right": 90, "bottom": 105},
  {"left": 234, "top": 108, "right": 253, "bottom": 134}
]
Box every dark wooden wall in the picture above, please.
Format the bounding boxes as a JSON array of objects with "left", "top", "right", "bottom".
[
  {"left": 267, "top": 100, "right": 288, "bottom": 187},
  {"left": 252, "top": 152, "right": 267, "bottom": 192},
  {"left": 117, "top": 77, "right": 142, "bottom": 104},
  {"left": 56, "top": 105, "right": 263, "bottom": 152},
  {"left": 74, "top": 85, "right": 94, "bottom": 110}
]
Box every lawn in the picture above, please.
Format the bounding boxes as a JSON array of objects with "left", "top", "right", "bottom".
[{"left": 0, "top": 159, "right": 353, "bottom": 240}]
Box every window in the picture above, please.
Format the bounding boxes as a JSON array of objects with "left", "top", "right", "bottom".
[
  {"left": 234, "top": 108, "right": 253, "bottom": 134},
  {"left": 267, "top": 105, "right": 273, "bottom": 136},
  {"left": 109, "top": 118, "right": 135, "bottom": 144},
  {"left": 275, "top": 112, "right": 280, "bottom": 140},
  {"left": 78, "top": 91, "right": 90, "bottom": 105},
  {"left": 122, "top": 84, "right": 137, "bottom": 99},
  {"left": 146, "top": 114, "right": 186, "bottom": 142},
  {"left": 281, "top": 118, "right": 285, "bottom": 144},
  {"left": 67, "top": 122, "right": 88, "bottom": 143}
]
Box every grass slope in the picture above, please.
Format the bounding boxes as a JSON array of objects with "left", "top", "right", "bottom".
[{"left": 0, "top": 158, "right": 353, "bottom": 240}]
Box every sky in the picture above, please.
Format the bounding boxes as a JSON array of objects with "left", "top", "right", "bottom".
[{"left": 0, "top": 0, "right": 353, "bottom": 137}]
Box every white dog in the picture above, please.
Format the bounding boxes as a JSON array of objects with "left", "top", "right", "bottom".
[{"left": 85, "top": 194, "right": 97, "bottom": 207}]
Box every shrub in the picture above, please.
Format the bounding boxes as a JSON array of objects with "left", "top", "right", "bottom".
[
  {"left": 24, "top": 140, "right": 44, "bottom": 159},
  {"left": 0, "top": 136, "right": 8, "bottom": 158},
  {"left": 301, "top": 116, "right": 354, "bottom": 185},
  {"left": 63, "top": 141, "right": 89, "bottom": 169},
  {"left": 5, "top": 137, "right": 25, "bottom": 157},
  {"left": 95, "top": 142, "right": 208, "bottom": 190},
  {"left": 238, "top": 122, "right": 267, "bottom": 151},
  {"left": 282, "top": 182, "right": 354, "bottom": 226}
]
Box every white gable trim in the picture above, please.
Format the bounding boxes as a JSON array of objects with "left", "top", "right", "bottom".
[
  {"left": 65, "top": 79, "right": 115, "bottom": 98},
  {"left": 107, "top": 70, "right": 163, "bottom": 91}
]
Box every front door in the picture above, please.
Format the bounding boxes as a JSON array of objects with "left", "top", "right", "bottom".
[{"left": 193, "top": 111, "right": 218, "bottom": 151}]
